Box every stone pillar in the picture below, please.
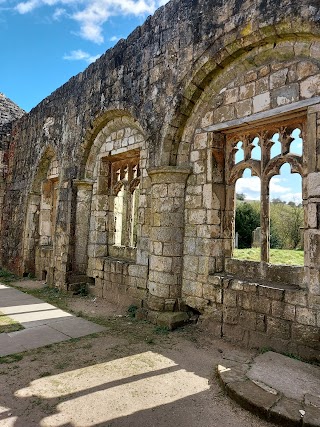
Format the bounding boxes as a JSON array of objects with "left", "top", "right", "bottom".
[
  {"left": 260, "top": 180, "right": 270, "bottom": 265},
  {"left": 73, "top": 180, "right": 93, "bottom": 274},
  {"left": 147, "top": 166, "right": 191, "bottom": 313}
]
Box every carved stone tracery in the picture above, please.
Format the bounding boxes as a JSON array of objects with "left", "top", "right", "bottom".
[{"left": 226, "top": 118, "right": 305, "bottom": 263}]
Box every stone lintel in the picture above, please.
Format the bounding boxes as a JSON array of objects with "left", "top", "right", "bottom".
[
  {"left": 73, "top": 179, "right": 94, "bottom": 188},
  {"left": 147, "top": 166, "right": 191, "bottom": 184},
  {"left": 202, "top": 97, "right": 320, "bottom": 133}
]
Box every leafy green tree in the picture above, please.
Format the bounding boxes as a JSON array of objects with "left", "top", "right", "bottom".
[
  {"left": 270, "top": 202, "right": 303, "bottom": 249},
  {"left": 235, "top": 202, "right": 260, "bottom": 248}
]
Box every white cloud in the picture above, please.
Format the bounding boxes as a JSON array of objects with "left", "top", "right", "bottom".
[
  {"left": 269, "top": 176, "right": 287, "bottom": 194},
  {"left": 236, "top": 176, "right": 260, "bottom": 200},
  {"left": 235, "top": 174, "right": 302, "bottom": 203},
  {"left": 277, "top": 192, "right": 302, "bottom": 204},
  {"left": 16, "top": 0, "right": 40, "bottom": 13},
  {"left": 14, "top": 0, "right": 170, "bottom": 43},
  {"left": 63, "top": 49, "right": 101, "bottom": 63},
  {"left": 53, "top": 7, "right": 66, "bottom": 20}
]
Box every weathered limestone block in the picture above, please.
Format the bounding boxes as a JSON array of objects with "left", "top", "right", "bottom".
[
  {"left": 271, "top": 301, "right": 296, "bottom": 322},
  {"left": 270, "top": 68, "right": 288, "bottom": 89},
  {"left": 271, "top": 83, "right": 299, "bottom": 107},
  {"left": 267, "top": 317, "right": 291, "bottom": 340},
  {"left": 253, "top": 92, "right": 271, "bottom": 113},
  {"left": 301, "top": 75, "right": 320, "bottom": 98},
  {"left": 296, "top": 307, "right": 317, "bottom": 326},
  {"left": 307, "top": 173, "right": 320, "bottom": 197},
  {"left": 185, "top": 296, "right": 209, "bottom": 312}
]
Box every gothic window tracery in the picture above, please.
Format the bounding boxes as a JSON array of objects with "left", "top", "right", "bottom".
[
  {"left": 226, "top": 118, "right": 305, "bottom": 263},
  {"left": 109, "top": 153, "right": 140, "bottom": 248}
]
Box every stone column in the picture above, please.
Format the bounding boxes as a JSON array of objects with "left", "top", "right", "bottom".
[
  {"left": 73, "top": 180, "right": 93, "bottom": 274},
  {"left": 147, "top": 166, "right": 191, "bottom": 313}
]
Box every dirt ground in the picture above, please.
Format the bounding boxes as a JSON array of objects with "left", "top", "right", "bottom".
[{"left": 0, "top": 281, "right": 277, "bottom": 427}]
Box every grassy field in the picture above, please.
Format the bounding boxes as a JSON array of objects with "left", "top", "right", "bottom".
[
  {"left": 233, "top": 248, "right": 304, "bottom": 266},
  {"left": 0, "top": 311, "right": 24, "bottom": 334}
]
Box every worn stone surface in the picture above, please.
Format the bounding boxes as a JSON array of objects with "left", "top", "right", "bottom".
[
  {"left": 0, "top": 283, "right": 106, "bottom": 355},
  {"left": 218, "top": 351, "right": 320, "bottom": 427}
]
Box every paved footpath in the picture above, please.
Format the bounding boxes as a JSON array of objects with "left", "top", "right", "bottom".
[
  {"left": 218, "top": 351, "right": 320, "bottom": 426},
  {"left": 0, "top": 283, "right": 105, "bottom": 356}
]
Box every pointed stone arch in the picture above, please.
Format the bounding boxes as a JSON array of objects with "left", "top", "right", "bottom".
[{"left": 159, "top": 20, "right": 320, "bottom": 166}]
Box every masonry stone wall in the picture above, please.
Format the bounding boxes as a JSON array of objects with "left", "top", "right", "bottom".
[
  {"left": 200, "top": 273, "right": 320, "bottom": 361},
  {"left": 1, "top": 0, "right": 320, "bottom": 359}
]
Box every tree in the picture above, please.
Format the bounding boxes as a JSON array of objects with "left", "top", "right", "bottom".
[
  {"left": 235, "top": 202, "right": 260, "bottom": 248},
  {"left": 236, "top": 193, "right": 246, "bottom": 201},
  {"left": 270, "top": 202, "right": 303, "bottom": 249},
  {"left": 272, "top": 197, "right": 285, "bottom": 204}
]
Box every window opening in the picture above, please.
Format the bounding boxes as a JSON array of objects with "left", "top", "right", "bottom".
[
  {"left": 269, "top": 163, "right": 303, "bottom": 265},
  {"left": 270, "top": 132, "right": 281, "bottom": 159},
  {"left": 108, "top": 152, "right": 140, "bottom": 249},
  {"left": 226, "top": 118, "right": 304, "bottom": 266},
  {"left": 114, "top": 184, "right": 125, "bottom": 246},
  {"left": 130, "top": 183, "right": 140, "bottom": 247},
  {"left": 289, "top": 128, "right": 303, "bottom": 156},
  {"left": 234, "top": 168, "right": 261, "bottom": 260},
  {"left": 39, "top": 177, "right": 59, "bottom": 246},
  {"left": 235, "top": 141, "right": 244, "bottom": 164},
  {"left": 251, "top": 136, "right": 261, "bottom": 160}
]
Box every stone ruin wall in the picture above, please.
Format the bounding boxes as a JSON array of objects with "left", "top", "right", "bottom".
[
  {"left": 179, "top": 51, "right": 320, "bottom": 359},
  {"left": 1, "top": 0, "right": 320, "bottom": 359},
  {"left": 0, "top": 94, "right": 25, "bottom": 260}
]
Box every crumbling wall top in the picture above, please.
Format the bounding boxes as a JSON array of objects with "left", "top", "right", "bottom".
[{"left": 0, "top": 93, "right": 25, "bottom": 127}]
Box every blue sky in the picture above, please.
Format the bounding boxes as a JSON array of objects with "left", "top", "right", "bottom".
[{"left": 0, "top": 0, "right": 168, "bottom": 112}]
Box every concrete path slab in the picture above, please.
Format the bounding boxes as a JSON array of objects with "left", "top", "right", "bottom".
[
  {"left": 0, "top": 283, "right": 106, "bottom": 357},
  {"left": 0, "top": 333, "right": 26, "bottom": 356},
  {"left": 49, "top": 317, "right": 105, "bottom": 338},
  {"left": 8, "top": 325, "right": 70, "bottom": 350},
  {"left": 9, "top": 308, "right": 73, "bottom": 327},
  {"left": 217, "top": 351, "right": 320, "bottom": 427}
]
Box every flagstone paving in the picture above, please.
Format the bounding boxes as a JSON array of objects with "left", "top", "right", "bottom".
[{"left": 0, "top": 283, "right": 105, "bottom": 357}]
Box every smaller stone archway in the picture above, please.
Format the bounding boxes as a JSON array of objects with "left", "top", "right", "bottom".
[
  {"left": 73, "top": 112, "right": 150, "bottom": 304},
  {"left": 22, "top": 146, "right": 60, "bottom": 282}
]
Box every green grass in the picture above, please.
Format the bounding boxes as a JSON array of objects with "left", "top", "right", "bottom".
[
  {"left": 0, "top": 353, "right": 24, "bottom": 364},
  {"left": 0, "top": 269, "right": 18, "bottom": 283},
  {"left": 233, "top": 248, "right": 304, "bottom": 266},
  {"left": 0, "top": 311, "right": 24, "bottom": 333}
]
